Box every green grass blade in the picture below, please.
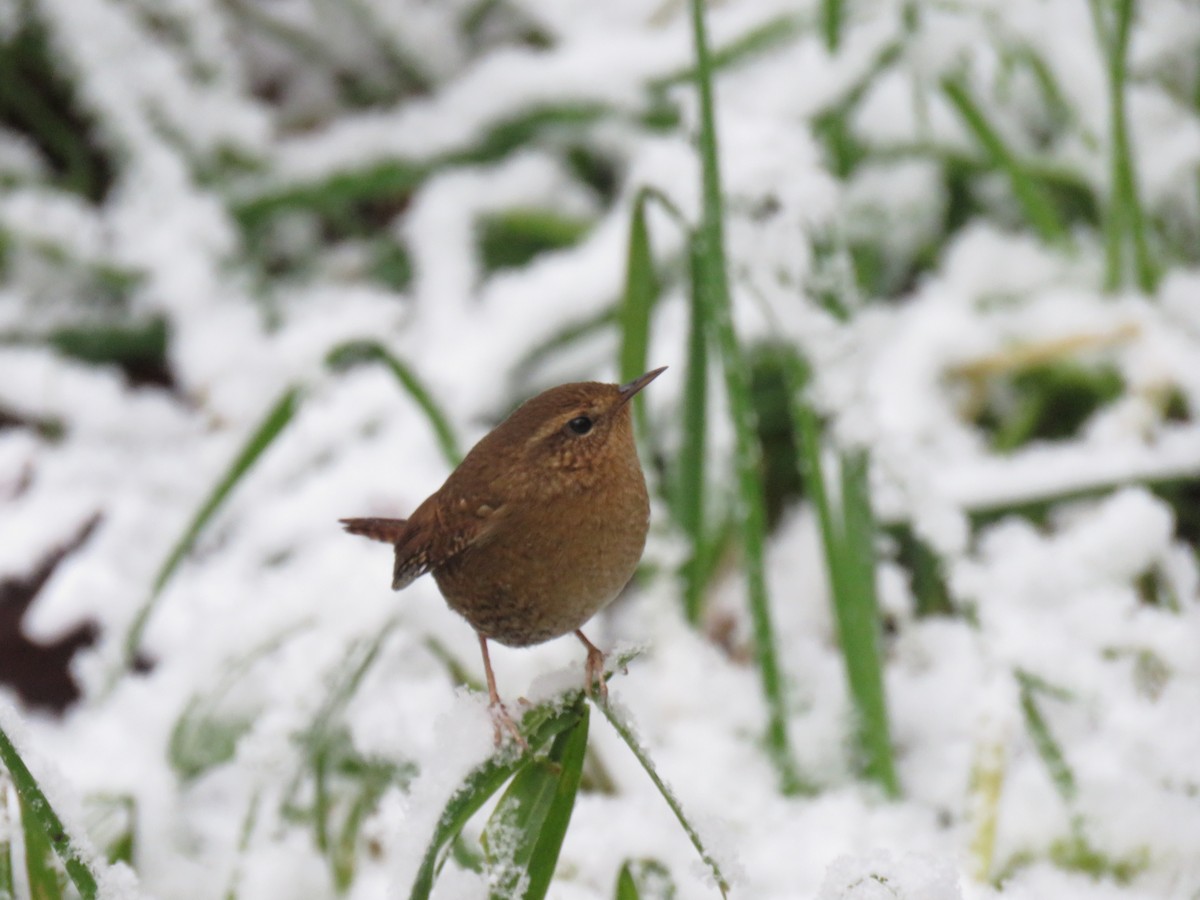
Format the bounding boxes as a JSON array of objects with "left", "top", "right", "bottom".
[
  {"left": 21, "top": 784, "right": 62, "bottom": 900},
  {"left": 511, "top": 307, "right": 617, "bottom": 387},
  {"left": 327, "top": 341, "right": 462, "bottom": 467},
  {"left": 0, "top": 781, "right": 13, "bottom": 899},
  {"left": 822, "top": 0, "right": 843, "bottom": 51},
  {"left": 1091, "top": 0, "right": 1157, "bottom": 292},
  {"left": 1016, "top": 670, "right": 1077, "bottom": 805},
  {"left": 619, "top": 186, "right": 689, "bottom": 437},
  {"left": 677, "top": 237, "right": 709, "bottom": 625},
  {"left": 615, "top": 858, "right": 676, "bottom": 900},
  {"left": 790, "top": 363, "right": 897, "bottom": 796},
  {"left": 120, "top": 386, "right": 302, "bottom": 675},
  {"left": 234, "top": 104, "right": 609, "bottom": 236},
  {"left": 522, "top": 707, "right": 589, "bottom": 899},
  {"left": 232, "top": 159, "right": 431, "bottom": 237},
  {"left": 941, "top": 74, "right": 1070, "bottom": 246},
  {"left": 967, "top": 729, "right": 1007, "bottom": 882},
  {"left": 483, "top": 702, "right": 589, "bottom": 900},
  {"left": 619, "top": 189, "right": 660, "bottom": 393},
  {"left": 478, "top": 207, "right": 593, "bottom": 274},
  {"left": 170, "top": 624, "right": 308, "bottom": 782},
  {"left": 599, "top": 703, "right": 729, "bottom": 898},
  {"left": 688, "top": 0, "right": 800, "bottom": 794},
  {"left": 837, "top": 451, "right": 899, "bottom": 796},
  {"left": 410, "top": 652, "right": 640, "bottom": 899},
  {"left": 0, "top": 722, "right": 100, "bottom": 898},
  {"left": 408, "top": 703, "right": 586, "bottom": 900},
  {"left": 85, "top": 794, "right": 135, "bottom": 866},
  {"left": 653, "top": 14, "right": 805, "bottom": 90},
  {"left": 223, "top": 791, "right": 261, "bottom": 900}
]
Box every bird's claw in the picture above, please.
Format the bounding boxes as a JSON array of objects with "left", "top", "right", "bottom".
[
  {"left": 489, "top": 699, "right": 529, "bottom": 751},
  {"left": 583, "top": 643, "right": 608, "bottom": 706}
]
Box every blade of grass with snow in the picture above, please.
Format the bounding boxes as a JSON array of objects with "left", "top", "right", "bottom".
[
  {"left": 0, "top": 721, "right": 100, "bottom": 899},
  {"left": 791, "top": 368, "right": 898, "bottom": 797},
  {"left": 941, "top": 74, "right": 1070, "bottom": 247},
  {"left": 119, "top": 386, "right": 302, "bottom": 677},
  {"left": 327, "top": 340, "right": 462, "bottom": 467},
  {"left": 0, "top": 781, "right": 13, "bottom": 900},
  {"left": 411, "top": 651, "right": 642, "bottom": 899},
  {"left": 170, "top": 624, "right": 309, "bottom": 782},
  {"left": 677, "top": 236, "right": 710, "bottom": 625},
  {"left": 21, "top": 786, "right": 62, "bottom": 900},
  {"left": 482, "top": 701, "right": 589, "bottom": 900},
  {"left": 1015, "top": 670, "right": 1077, "bottom": 805},
  {"left": 838, "top": 450, "right": 900, "bottom": 795},
  {"left": 408, "top": 702, "right": 586, "bottom": 900},
  {"left": 687, "top": 0, "right": 800, "bottom": 794},
  {"left": 1089, "top": 0, "right": 1157, "bottom": 292},
  {"left": 653, "top": 13, "right": 805, "bottom": 90},
  {"left": 619, "top": 188, "right": 660, "bottom": 440},
  {"left": 599, "top": 702, "right": 729, "bottom": 898}
]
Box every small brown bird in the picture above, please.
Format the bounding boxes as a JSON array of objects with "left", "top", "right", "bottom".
[{"left": 341, "top": 367, "right": 665, "bottom": 745}]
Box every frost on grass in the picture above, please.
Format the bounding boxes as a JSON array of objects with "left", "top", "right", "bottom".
[
  {"left": 0, "top": 700, "right": 129, "bottom": 898},
  {"left": 818, "top": 851, "right": 962, "bottom": 900}
]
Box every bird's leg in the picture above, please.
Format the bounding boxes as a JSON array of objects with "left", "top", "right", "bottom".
[
  {"left": 478, "top": 634, "right": 527, "bottom": 750},
  {"left": 574, "top": 629, "right": 608, "bottom": 705}
]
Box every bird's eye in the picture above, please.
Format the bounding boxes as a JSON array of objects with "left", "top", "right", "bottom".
[{"left": 566, "top": 416, "right": 593, "bottom": 435}]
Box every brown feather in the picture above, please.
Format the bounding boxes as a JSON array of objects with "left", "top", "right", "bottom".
[{"left": 340, "top": 517, "right": 408, "bottom": 544}]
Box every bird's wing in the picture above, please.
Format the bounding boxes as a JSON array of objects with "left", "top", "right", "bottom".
[{"left": 390, "top": 493, "right": 508, "bottom": 591}]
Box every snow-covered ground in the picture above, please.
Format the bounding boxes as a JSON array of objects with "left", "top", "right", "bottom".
[{"left": 2, "top": 0, "right": 1199, "bottom": 897}]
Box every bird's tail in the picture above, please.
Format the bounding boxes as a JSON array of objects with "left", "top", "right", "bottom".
[{"left": 340, "top": 517, "right": 408, "bottom": 544}]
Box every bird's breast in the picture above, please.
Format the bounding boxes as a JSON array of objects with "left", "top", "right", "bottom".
[{"left": 434, "top": 467, "right": 649, "bottom": 647}]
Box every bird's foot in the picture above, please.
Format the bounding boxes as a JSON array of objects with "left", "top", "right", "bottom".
[
  {"left": 489, "top": 699, "right": 529, "bottom": 751},
  {"left": 575, "top": 630, "right": 608, "bottom": 706}
]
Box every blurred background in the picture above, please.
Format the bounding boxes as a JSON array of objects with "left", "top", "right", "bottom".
[{"left": 1, "top": 0, "right": 1199, "bottom": 897}]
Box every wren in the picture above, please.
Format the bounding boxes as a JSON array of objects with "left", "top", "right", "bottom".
[{"left": 341, "top": 367, "right": 665, "bottom": 745}]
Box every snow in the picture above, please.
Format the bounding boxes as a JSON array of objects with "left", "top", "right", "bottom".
[{"left": 1, "top": 0, "right": 1199, "bottom": 897}]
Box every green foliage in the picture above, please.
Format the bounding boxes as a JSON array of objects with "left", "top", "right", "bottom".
[
  {"left": 941, "top": 74, "right": 1070, "bottom": 246},
  {"left": 0, "top": 782, "right": 13, "bottom": 899},
  {"left": 283, "top": 622, "right": 418, "bottom": 893},
  {"left": 889, "top": 525, "right": 953, "bottom": 618},
  {"left": 21, "top": 783, "right": 63, "bottom": 900},
  {"left": 0, "top": 724, "right": 101, "bottom": 899},
  {"left": 409, "top": 699, "right": 588, "bottom": 900},
  {"left": 169, "top": 628, "right": 306, "bottom": 782},
  {"left": 482, "top": 705, "right": 588, "bottom": 900},
  {"left": 615, "top": 859, "right": 676, "bottom": 900},
  {"left": 1091, "top": 0, "right": 1158, "bottom": 292},
  {"left": 687, "top": 0, "right": 801, "bottom": 796},
  {"left": 117, "top": 386, "right": 304, "bottom": 682},
  {"left": 748, "top": 345, "right": 807, "bottom": 529},
  {"left": 85, "top": 794, "right": 136, "bottom": 866},
  {"left": 597, "top": 701, "right": 730, "bottom": 898},
  {"left": 477, "top": 208, "right": 593, "bottom": 274},
  {"left": 966, "top": 361, "right": 1125, "bottom": 453},
  {"left": 411, "top": 650, "right": 728, "bottom": 899},
  {"left": 327, "top": 341, "right": 462, "bottom": 467},
  {"left": 793, "top": 368, "right": 899, "bottom": 797},
  {"left": 0, "top": 7, "right": 114, "bottom": 200},
  {"left": 41, "top": 317, "right": 169, "bottom": 372},
  {"left": 677, "top": 238, "right": 711, "bottom": 626}
]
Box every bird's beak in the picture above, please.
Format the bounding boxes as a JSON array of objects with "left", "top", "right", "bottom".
[{"left": 616, "top": 366, "right": 667, "bottom": 408}]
